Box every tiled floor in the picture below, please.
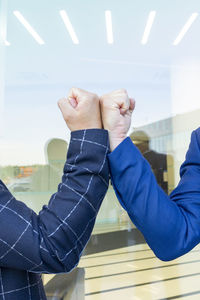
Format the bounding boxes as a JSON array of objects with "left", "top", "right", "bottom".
[{"left": 78, "top": 243, "right": 200, "bottom": 299}]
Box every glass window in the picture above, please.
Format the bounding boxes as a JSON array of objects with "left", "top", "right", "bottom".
[{"left": 1, "top": 0, "right": 200, "bottom": 298}]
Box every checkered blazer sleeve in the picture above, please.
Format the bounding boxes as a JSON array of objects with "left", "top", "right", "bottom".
[{"left": 0, "top": 129, "right": 109, "bottom": 273}]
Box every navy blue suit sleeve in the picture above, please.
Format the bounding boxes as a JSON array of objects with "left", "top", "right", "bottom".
[
  {"left": 108, "top": 128, "right": 200, "bottom": 261},
  {"left": 0, "top": 129, "right": 109, "bottom": 273}
]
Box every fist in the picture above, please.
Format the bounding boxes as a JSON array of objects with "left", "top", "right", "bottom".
[
  {"left": 100, "top": 89, "right": 135, "bottom": 151},
  {"left": 58, "top": 88, "right": 102, "bottom": 131}
]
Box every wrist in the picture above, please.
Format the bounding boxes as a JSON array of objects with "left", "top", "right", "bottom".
[
  {"left": 109, "top": 132, "right": 126, "bottom": 151},
  {"left": 68, "top": 123, "right": 102, "bottom": 131}
]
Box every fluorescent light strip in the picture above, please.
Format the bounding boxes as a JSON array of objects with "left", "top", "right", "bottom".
[
  {"left": 105, "top": 10, "right": 114, "bottom": 44},
  {"left": 60, "top": 10, "right": 79, "bottom": 44},
  {"left": 141, "top": 11, "right": 156, "bottom": 45},
  {"left": 13, "top": 10, "right": 45, "bottom": 45},
  {"left": 173, "top": 13, "right": 198, "bottom": 46}
]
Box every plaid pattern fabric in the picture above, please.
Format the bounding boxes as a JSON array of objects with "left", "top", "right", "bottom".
[{"left": 0, "top": 129, "right": 109, "bottom": 299}]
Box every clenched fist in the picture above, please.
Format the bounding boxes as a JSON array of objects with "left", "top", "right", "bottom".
[
  {"left": 100, "top": 89, "right": 135, "bottom": 151},
  {"left": 58, "top": 88, "right": 102, "bottom": 131}
]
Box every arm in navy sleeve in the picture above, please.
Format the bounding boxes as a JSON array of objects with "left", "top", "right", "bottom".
[
  {"left": 0, "top": 129, "right": 109, "bottom": 272},
  {"left": 108, "top": 128, "right": 200, "bottom": 261}
]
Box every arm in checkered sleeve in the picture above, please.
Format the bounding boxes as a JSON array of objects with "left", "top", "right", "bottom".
[
  {"left": 108, "top": 128, "right": 200, "bottom": 261},
  {"left": 0, "top": 129, "right": 109, "bottom": 273}
]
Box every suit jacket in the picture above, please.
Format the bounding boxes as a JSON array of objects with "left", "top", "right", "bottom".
[
  {"left": 108, "top": 128, "right": 200, "bottom": 261},
  {"left": 0, "top": 129, "right": 109, "bottom": 299}
]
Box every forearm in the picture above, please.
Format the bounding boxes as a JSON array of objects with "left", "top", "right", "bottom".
[
  {"left": 39, "top": 129, "right": 109, "bottom": 272},
  {"left": 0, "top": 129, "right": 109, "bottom": 272},
  {"left": 108, "top": 129, "right": 200, "bottom": 261}
]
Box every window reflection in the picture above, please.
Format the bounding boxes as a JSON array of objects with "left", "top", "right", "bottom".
[
  {"left": 2, "top": 0, "right": 200, "bottom": 298},
  {"left": 0, "top": 138, "right": 68, "bottom": 213},
  {"left": 130, "top": 130, "right": 173, "bottom": 195}
]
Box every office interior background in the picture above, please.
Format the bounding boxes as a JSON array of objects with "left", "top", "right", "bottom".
[{"left": 1, "top": 0, "right": 200, "bottom": 299}]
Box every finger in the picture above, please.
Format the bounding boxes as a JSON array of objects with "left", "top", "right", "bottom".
[
  {"left": 69, "top": 97, "right": 78, "bottom": 108},
  {"left": 57, "top": 97, "right": 75, "bottom": 115},
  {"left": 68, "top": 87, "right": 90, "bottom": 103},
  {"left": 68, "top": 87, "right": 81, "bottom": 103},
  {"left": 120, "top": 97, "right": 135, "bottom": 115},
  {"left": 114, "top": 89, "right": 130, "bottom": 111},
  {"left": 129, "top": 98, "right": 136, "bottom": 112}
]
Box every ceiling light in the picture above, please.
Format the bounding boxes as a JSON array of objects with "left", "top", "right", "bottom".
[
  {"left": 105, "top": 10, "right": 114, "bottom": 44},
  {"left": 173, "top": 13, "right": 198, "bottom": 46},
  {"left": 13, "top": 11, "right": 45, "bottom": 45},
  {"left": 141, "top": 11, "right": 156, "bottom": 45},
  {"left": 59, "top": 10, "right": 79, "bottom": 44}
]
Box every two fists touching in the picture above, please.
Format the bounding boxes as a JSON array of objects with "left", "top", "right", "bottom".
[{"left": 58, "top": 88, "right": 135, "bottom": 151}]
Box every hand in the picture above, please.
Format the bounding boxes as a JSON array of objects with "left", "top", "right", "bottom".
[
  {"left": 100, "top": 89, "right": 135, "bottom": 151},
  {"left": 58, "top": 88, "right": 102, "bottom": 131}
]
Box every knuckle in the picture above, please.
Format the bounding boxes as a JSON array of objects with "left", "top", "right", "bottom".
[
  {"left": 92, "top": 93, "right": 99, "bottom": 101},
  {"left": 115, "top": 88, "right": 127, "bottom": 97},
  {"left": 69, "top": 87, "right": 77, "bottom": 97},
  {"left": 120, "top": 88, "right": 127, "bottom": 95},
  {"left": 92, "top": 92, "right": 98, "bottom": 98}
]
